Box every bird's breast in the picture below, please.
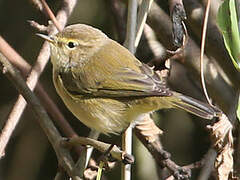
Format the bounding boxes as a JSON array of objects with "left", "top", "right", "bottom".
[{"left": 52, "top": 71, "right": 130, "bottom": 134}]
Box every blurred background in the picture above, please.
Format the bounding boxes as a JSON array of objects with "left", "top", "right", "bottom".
[{"left": 0, "top": 0, "right": 238, "bottom": 179}]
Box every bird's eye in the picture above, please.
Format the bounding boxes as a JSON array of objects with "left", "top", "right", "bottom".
[{"left": 66, "top": 41, "right": 77, "bottom": 49}]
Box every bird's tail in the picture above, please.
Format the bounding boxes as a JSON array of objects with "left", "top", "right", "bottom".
[{"left": 170, "top": 92, "right": 222, "bottom": 119}]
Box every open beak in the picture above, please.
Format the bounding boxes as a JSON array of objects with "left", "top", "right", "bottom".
[{"left": 36, "top": 33, "right": 55, "bottom": 44}]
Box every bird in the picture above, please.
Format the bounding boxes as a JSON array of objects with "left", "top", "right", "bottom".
[{"left": 37, "top": 24, "right": 221, "bottom": 135}]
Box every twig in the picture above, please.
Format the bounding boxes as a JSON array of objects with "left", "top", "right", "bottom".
[
  {"left": 40, "top": 0, "right": 62, "bottom": 32},
  {"left": 122, "top": 0, "right": 138, "bottom": 179},
  {"left": 30, "top": 0, "right": 43, "bottom": 11},
  {"left": 121, "top": 127, "right": 133, "bottom": 180},
  {"left": 28, "top": 20, "right": 48, "bottom": 32},
  {"left": 183, "top": 0, "right": 240, "bottom": 89},
  {"left": 134, "top": 114, "right": 191, "bottom": 180},
  {"left": 39, "top": 1, "right": 100, "bottom": 176},
  {"left": 73, "top": 130, "right": 100, "bottom": 178},
  {"left": 134, "top": 0, "right": 153, "bottom": 48},
  {"left": 198, "top": 148, "right": 216, "bottom": 180},
  {"left": 164, "top": 158, "right": 208, "bottom": 180},
  {"left": 65, "top": 137, "right": 134, "bottom": 164},
  {"left": 124, "top": 0, "right": 137, "bottom": 53},
  {"left": 74, "top": 146, "right": 87, "bottom": 178},
  {"left": 143, "top": 24, "right": 165, "bottom": 57},
  {"left": 0, "top": 53, "right": 76, "bottom": 177},
  {"left": 85, "top": 130, "right": 100, "bottom": 168},
  {"left": 0, "top": 0, "right": 77, "bottom": 159},
  {"left": 54, "top": 171, "right": 65, "bottom": 180},
  {"left": 200, "top": 0, "right": 212, "bottom": 105},
  {"left": 147, "top": 2, "right": 235, "bottom": 113}
]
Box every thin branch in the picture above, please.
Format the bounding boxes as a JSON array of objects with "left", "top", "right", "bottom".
[
  {"left": 54, "top": 171, "right": 66, "bottom": 180},
  {"left": 147, "top": 2, "right": 235, "bottom": 113},
  {"left": 200, "top": 0, "right": 212, "bottom": 105},
  {"left": 40, "top": 0, "right": 62, "bottom": 32},
  {"left": 65, "top": 137, "right": 134, "bottom": 164},
  {"left": 134, "top": 114, "right": 191, "bottom": 180},
  {"left": 122, "top": 1, "right": 138, "bottom": 180},
  {"left": 0, "top": 35, "right": 76, "bottom": 137},
  {"left": 0, "top": 53, "right": 76, "bottom": 177},
  {"left": 198, "top": 149, "right": 216, "bottom": 180},
  {"left": 124, "top": 0, "right": 138, "bottom": 53},
  {"left": 85, "top": 130, "right": 100, "bottom": 168},
  {"left": 38, "top": 1, "right": 100, "bottom": 176},
  {"left": 143, "top": 24, "right": 165, "bottom": 57},
  {"left": 30, "top": 0, "right": 43, "bottom": 11},
  {"left": 183, "top": 0, "right": 240, "bottom": 89},
  {"left": 28, "top": 20, "right": 48, "bottom": 32},
  {"left": 0, "top": 0, "right": 77, "bottom": 159},
  {"left": 73, "top": 130, "right": 100, "bottom": 178},
  {"left": 121, "top": 127, "right": 133, "bottom": 180},
  {"left": 134, "top": 0, "right": 153, "bottom": 48}
]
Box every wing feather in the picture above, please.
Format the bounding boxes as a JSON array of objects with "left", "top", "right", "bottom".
[{"left": 58, "top": 40, "right": 172, "bottom": 98}]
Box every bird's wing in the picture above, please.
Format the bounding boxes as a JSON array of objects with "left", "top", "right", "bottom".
[{"left": 58, "top": 40, "right": 172, "bottom": 98}]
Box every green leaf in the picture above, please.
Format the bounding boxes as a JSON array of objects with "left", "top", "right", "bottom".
[{"left": 217, "top": 0, "right": 240, "bottom": 71}]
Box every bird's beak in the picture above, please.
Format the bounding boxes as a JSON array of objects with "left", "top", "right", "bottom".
[{"left": 36, "top": 33, "right": 55, "bottom": 44}]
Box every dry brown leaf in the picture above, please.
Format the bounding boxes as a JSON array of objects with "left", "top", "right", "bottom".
[
  {"left": 134, "top": 113, "right": 163, "bottom": 143},
  {"left": 208, "top": 114, "right": 233, "bottom": 180}
]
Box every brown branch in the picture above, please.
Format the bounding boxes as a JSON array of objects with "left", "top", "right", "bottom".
[
  {"left": 0, "top": 0, "right": 78, "bottom": 158},
  {"left": 64, "top": 137, "right": 134, "bottom": 164},
  {"left": 30, "top": 0, "right": 43, "bottom": 11},
  {"left": 144, "top": 3, "right": 235, "bottom": 180},
  {"left": 0, "top": 53, "right": 76, "bottom": 177},
  {"left": 134, "top": 114, "right": 191, "bottom": 179},
  {"left": 198, "top": 148, "right": 217, "bottom": 180},
  {"left": 0, "top": 35, "right": 76, "bottom": 138},
  {"left": 54, "top": 171, "right": 67, "bottom": 180},
  {"left": 28, "top": 20, "right": 48, "bottom": 32},
  {"left": 40, "top": 0, "right": 62, "bottom": 32}
]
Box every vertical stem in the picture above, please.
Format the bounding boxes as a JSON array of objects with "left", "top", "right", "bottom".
[
  {"left": 121, "top": 127, "right": 133, "bottom": 180},
  {"left": 200, "top": 0, "right": 212, "bottom": 105},
  {"left": 122, "top": 0, "right": 137, "bottom": 180},
  {"left": 124, "top": 0, "right": 138, "bottom": 53},
  {"left": 135, "top": 0, "right": 153, "bottom": 48}
]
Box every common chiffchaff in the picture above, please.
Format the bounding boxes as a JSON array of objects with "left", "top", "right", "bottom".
[{"left": 37, "top": 24, "right": 221, "bottom": 134}]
